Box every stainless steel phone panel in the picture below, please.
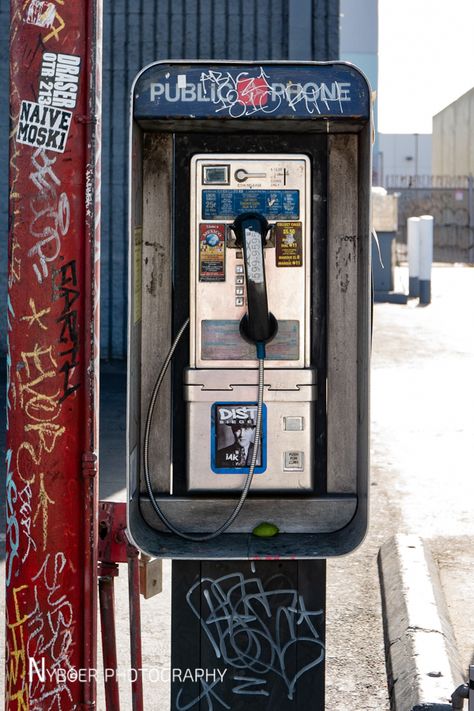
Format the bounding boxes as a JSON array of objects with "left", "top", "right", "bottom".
[
  {"left": 190, "top": 154, "right": 311, "bottom": 369},
  {"left": 185, "top": 368, "right": 315, "bottom": 492}
]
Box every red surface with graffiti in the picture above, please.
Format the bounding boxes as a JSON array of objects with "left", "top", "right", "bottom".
[{"left": 6, "top": 1, "right": 101, "bottom": 708}]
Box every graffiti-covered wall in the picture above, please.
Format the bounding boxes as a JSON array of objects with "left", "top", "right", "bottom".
[{"left": 2, "top": 0, "right": 339, "bottom": 358}]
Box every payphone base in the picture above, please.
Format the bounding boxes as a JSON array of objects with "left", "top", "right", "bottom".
[{"left": 184, "top": 368, "right": 316, "bottom": 492}]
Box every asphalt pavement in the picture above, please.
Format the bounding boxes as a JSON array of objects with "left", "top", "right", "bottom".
[{"left": 2, "top": 263, "right": 474, "bottom": 710}]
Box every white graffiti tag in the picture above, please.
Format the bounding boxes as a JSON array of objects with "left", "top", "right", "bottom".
[{"left": 28, "top": 148, "right": 70, "bottom": 284}]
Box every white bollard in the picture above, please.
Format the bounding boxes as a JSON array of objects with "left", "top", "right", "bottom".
[
  {"left": 407, "top": 217, "right": 420, "bottom": 297},
  {"left": 419, "top": 215, "right": 434, "bottom": 305}
]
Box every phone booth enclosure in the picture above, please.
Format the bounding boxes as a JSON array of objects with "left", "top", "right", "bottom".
[{"left": 127, "top": 62, "right": 372, "bottom": 559}]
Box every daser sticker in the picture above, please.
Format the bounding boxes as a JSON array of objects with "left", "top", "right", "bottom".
[{"left": 39, "top": 52, "right": 81, "bottom": 110}]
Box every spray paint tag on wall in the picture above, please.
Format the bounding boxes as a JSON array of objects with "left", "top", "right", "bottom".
[
  {"left": 199, "top": 224, "right": 225, "bottom": 281},
  {"left": 275, "top": 222, "right": 303, "bottom": 267},
  {"left": 211, "top": 402, "right": 267, "bottom": 474}
]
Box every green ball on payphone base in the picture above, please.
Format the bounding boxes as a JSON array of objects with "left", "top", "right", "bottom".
[{"left": 252, "top": 522, "right": 280, "bottom": 538}]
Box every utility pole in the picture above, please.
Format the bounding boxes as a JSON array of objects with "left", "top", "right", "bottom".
[{"left": 6, "top": 3, "right": 102, "bottom": 708}]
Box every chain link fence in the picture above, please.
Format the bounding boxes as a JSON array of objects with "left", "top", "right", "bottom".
[{"left": 386, "top": 175, "right": 474, "bottom": 264}]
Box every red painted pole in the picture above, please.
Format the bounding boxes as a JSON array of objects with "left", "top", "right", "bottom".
[{"left": 6, "top": 1, "right": 102, "bottom": 709}]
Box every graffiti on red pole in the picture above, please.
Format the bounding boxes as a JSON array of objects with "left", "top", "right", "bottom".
[{"left": 6, "top": 1, "right": 101, "bottom": 708}]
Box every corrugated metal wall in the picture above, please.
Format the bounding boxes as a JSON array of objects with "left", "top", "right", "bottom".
[{"left": 1, "top": 1, "right": 339, "bottom": 358}]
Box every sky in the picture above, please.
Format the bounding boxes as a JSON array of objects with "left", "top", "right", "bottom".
[{"left": 378, "top": 0, "right": 474, "bottom": 134}]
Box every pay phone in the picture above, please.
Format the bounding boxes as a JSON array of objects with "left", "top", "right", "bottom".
[
  {"left": 128, "top": 60, "right": 372, "bottom": 558},
  {"left": 186, "top": 154, "right": 314, "bottom": 492}
]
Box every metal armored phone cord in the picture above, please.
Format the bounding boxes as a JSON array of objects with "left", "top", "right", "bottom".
[{"left": 143, "top": 318, "right": 266, "bottom": 542}]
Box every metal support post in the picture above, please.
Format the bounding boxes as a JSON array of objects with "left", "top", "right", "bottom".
[
  {"left": 6, "top": 2, "right": 102, "bottom": 708},
  {"left": 128, "top": 547, "right": 145, "bottom": 711},
  {"left": 171, "top": 559, "right": 326, "bottom": 710},
  {"left": 97, "top": 502, "right": 147, "bottom": 711},
  {"left": 407, "top": 216, "right": 420, "bottom": 297},
  {"left": 99, "top": 563, "right": 121, "bottom": 710}
]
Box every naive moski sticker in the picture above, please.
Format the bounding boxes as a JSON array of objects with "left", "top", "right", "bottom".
[{"left": 16, "top": 100, "right": 72, "bottom": 154}]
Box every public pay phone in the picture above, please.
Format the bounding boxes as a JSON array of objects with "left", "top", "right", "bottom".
[
  {"left": 127, "top": 61, "right": 372, "bottom": 558},
  {"left": 187, "top": 154, "right": 313, "bottom": 492}
]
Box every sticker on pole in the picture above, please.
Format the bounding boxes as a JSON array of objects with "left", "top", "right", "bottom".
[
  {"left": 16, "top": 100, "right": 72, "bottom": 153},
  {"left": 25, "top": 0, "right": 56, "bottom": 28},
  {"left": 39, "top": 52, "right": 81, "bottom": 109}
]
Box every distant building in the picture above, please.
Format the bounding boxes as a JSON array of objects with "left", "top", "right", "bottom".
[
  {"left": 379, "top": 133, "right": 432, "bottom": 186},
  {"left": 339, "top": 0, "right": 377, "bottom": 112},
  {"left": 339, "top": 0, "right": 379, "bottom": 179},
  {"left": 432, "top": 87, "right": 474, "bottom": 176}
]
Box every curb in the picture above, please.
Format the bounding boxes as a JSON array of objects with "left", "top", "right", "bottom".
[{"left": 378, "top": 534, "right": 464, "bottom": 711}]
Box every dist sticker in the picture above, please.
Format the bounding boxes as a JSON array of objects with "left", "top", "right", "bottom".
[
  {"left": 211, "top": 402, "right": 267, "bottom": 474},
  {"left": 199, "top": 224, "right": 225, "bottom": 281},
  {"left": 275, "top": 222, "right": 303, "bottom": 267},
  {"left": 16, "top": 100, "right": 72, "bottom": 153},
  {"left": 25, "top": 0, "right": 56, "bottom": 28}
]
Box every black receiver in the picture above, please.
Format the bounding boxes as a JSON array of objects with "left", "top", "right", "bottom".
[{"left": 231, "top": 212, "right": 278, "bottom": 346}]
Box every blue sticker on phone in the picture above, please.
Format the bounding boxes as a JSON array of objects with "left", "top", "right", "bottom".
[{"left": 211, "top": 402, "right": 267, "bottom": 474}]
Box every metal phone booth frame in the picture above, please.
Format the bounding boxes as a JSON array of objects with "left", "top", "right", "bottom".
[{"left": 127, "top": 61, "right": 372, "bottom": 560}]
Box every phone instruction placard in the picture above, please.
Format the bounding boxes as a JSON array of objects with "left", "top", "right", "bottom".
[{"left": 202, "top": 189, "right": 299, "bottom": 220}]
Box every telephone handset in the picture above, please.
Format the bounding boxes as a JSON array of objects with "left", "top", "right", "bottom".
[{"left": 231, "top": 212, "right": 278, "bottom": 348}]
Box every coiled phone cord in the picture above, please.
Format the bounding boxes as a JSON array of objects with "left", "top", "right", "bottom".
[{"left": 143, "top": 318, "right": 266, "bottom": 541}]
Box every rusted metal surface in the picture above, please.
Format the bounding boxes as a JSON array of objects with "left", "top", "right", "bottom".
[
  {"left": 97, "top": 501, "right": 145, "bottom": 711},
  {"left": 6, "top": 1, "right": 102, "bottom": 708},
  {"left": 98, "top": 564, "right": 121, "bottom": 711},
  {"left": 98, "top": 501, "right": 128, "bottom": 564}
]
